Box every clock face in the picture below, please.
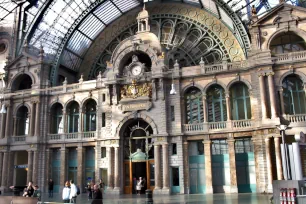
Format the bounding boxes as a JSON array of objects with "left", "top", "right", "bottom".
[{"left": 131, "top": 65, "right": 142, "bottom": 76}]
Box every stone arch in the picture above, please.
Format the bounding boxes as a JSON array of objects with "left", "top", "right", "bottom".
[
  {"left": 279, "top": 71, "right": 306, "bottom": 87},
  {"left": 81, "top": 97, "right": 98, "bottom": 111},
  {"left": 64, "top": 99, "right": 81, "bottom": 111},
  {"left": 13, "top": 102, "right": 31, "bottom": 116},
  {"left": 227, "top": 78, "right": 252, "bottom": 91},
  {"left": 115, "top": 112, "right": 158, "bottom": 138},
  {"left": 182, "top": 83, "right": 204, "bottom": 95},
  {"left": 265, "top": 27, "right": 306, "bottom": 50},
  {"left": 203, "top": 81, "right": 227, "bottom": 94},
  {"left": 9, "top": 72, "right": 35, "bottom": 91},
  {"left": 49, "top": 100, "right": 65, "bottom": 111},
  {"left": 111, "top": 45, "right": 160, "bottom": 76}
]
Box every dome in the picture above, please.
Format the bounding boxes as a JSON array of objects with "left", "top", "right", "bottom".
[
  {"left": 137, "top": 6, "right": 149, "bottom": 19},
  {"left": 134, "top": 32, "right": 162, "bottom": 55}
]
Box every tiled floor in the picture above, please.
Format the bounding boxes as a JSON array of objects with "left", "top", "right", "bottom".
[{"left": 15, "top": 192, "right": 272, "bottom": 204}]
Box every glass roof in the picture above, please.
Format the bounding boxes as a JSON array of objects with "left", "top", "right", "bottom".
[{"left": 0, "top": 0, "right": 294, "bottom": 84}]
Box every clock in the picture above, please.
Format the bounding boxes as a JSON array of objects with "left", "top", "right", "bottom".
[{"left": 131, "top": 65, "right": 142, "bottom": 76}]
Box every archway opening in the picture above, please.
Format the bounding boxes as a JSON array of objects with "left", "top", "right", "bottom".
[
  {"left": 270, "top": 32, "right": 306, "bottom": 55},
  {"left": 12, "top": 74, "right": 33, "bottom": 91},
  {"left": 121, "top": 118, "right": 154, "bottom": 194}
]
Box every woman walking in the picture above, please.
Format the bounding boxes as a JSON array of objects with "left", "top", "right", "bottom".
[{"left": 62, "top": 181, "right": 71, "bottom": 203}]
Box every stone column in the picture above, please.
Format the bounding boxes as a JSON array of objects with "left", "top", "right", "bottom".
[
  {"left": 1, "top": 151, "right": 8, "bottom": 189},
  {"left": 265, "top": 137, "right": 273, "bottom": 193},
  {"left": 30, "top": 103, "right": 36, "bottom": 136},
  {"left": 0, "top": 113, "right": 6, "bottom": 138},
  {"left": 183, "top": 141, "right": 190, "bottom": 194},
  {"left": 202, "top": 95, "right": 207, "bottom": 122},
  {"left": 5, "top": 105, "right": 11, "bottom": 137},
  {"left": 0, "top": 152, "right": 3, "bottom": 186},
  {"left": 279, "top": 88, "right": 285, "bottom": 116},
  {"left": 107, "top": 147, "right": 113, "bottom": 190},
  {"left": 13, "top": 117, "right": 17, "bottom": 136},
  {"left": 7, "top": 151, "right": 14, "bottom": 186},
  {"left": 34, "top": 102, "right": 40, "bottom": 136},
  {"left": 249, "top": 90, "right": 255, "bottom": 119},
  {"left": 60, "top": 147, "right": 67, "bottom": 190},
  {"left": 32, "top": 150, "right": 38, "bottom": 184},
  {"left": 267, "top": 73, "right": 277, "bottom": 118},
  {"left": 114, "top": 146, "right": 120, "bottom": 190},
  {"left": 228, "top": 139, "right": 238, "bottom": 193},
  {"left": 274, "top": 137, "right": 283, "bottom": 180},
  {"left": 259, "top": 74, "right": 267, "bottom": 119},
  {"left": 154, "top": 145, "right": 161, "bottom": 190},
  {"left": 162, "top": 144, "right": 169, "bottom": 191},
  {"left": 27, "top": 151, "right": 33, "bottom": 183},
  {"left": 77, "top": 146, "right": 84, "bottom": 192},
  {"left": 63, "top": 110, "right": 67, "bottom": 133},
  {"left": 203, "top": 140, "right": 213, "bottom": 194},
  {"left": 226, "top": 93, "right": 231, "bottom": 121},
  {"left": 79, "top": 110, "right": 84, "bottom": 132},
  {"left": 45, "top": 149, "right": 51, "bottom": 192}
]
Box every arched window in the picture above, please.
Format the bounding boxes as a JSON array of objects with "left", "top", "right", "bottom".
[
  {"left": 84, "top": 100, "right": 97, "bottom": 132},
  {"left": 51, "top": 103, "right": 63, "bottom": 134},
  {"left": 230, "top": 83, "right": 251, "bottom": 120},
  {"left": 185, "top": 87, "right": 203, "bottom": 124},
  {"left": 67, "top": 101, "right": 79, "bottom": 133},
  {"left": 17, "top": 106, "right": 29, "bottom": 135},
  {"left": 161, "top": 21, "right": 174, "bottom": 45},
  {"left": 12, "top": 74, "right": 32, "bottom": 91},
  {"left": 270, "top": 32, "right": 306, "bottom": 55},
  {"left": 207, "top": 85, "right": 227, "bottom": 122},
  {"left": 282, "top": 75, "right": 306, "bottom": 115}
]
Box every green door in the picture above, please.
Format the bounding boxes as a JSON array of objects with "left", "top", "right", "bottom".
[
  {"left": 212, "top": 154, "right": 230, "bottom": 193},
  {"left": 171, "top": 167, "right": 180, "bottom": 194},
  {"left": 236, "top": 152, "right": 256, "bottom": 192}
]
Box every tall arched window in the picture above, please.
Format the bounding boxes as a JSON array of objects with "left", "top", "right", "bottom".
[
  {"left": 17, "top": 106, "right": 29, "bottom": 135},
  {"left": 67, "top": 101, "right": 79, "bottom": 133},
  {"left": 185, "top": 87, "right": 203, "bottom": 124},
  {"left": 12, "top": 74, "right": 33, "bottom": 91},
  {"left": 270, "top": 32, "right": 306, "bottom": 55},
  {"left": 84, "top": 99, "right": 97, "bottom": 132},
  {"left": 282, "top": 75, "right": 306, "bottom": 115},
  {"left": 207, "top": 85, "right": 227, "bottom": 122},
  {"left": 51, "top": 103, "right": 63, "bottom": 134},
  {"left": 230, "top": 83, "right": 251, "bottom": 120}
]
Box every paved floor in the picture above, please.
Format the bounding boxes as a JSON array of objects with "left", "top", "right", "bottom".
[{"left": 3, "top": 192, "right": 272, "bottom": 204}]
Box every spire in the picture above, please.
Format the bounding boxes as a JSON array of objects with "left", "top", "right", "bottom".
[{"left": 137, "top": 3, "right": 150, "bottom": 33}]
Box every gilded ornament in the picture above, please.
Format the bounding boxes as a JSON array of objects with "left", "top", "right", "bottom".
[{"left": 121, "top": 80, "right": 152, "bottom": 99}]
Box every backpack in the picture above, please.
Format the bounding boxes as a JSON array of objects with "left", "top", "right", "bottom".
[{"left": 76, "top": 186, "right": 80, "bottom": 195}]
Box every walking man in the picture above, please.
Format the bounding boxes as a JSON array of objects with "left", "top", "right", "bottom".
[
  {"left": 48, "top": 178, "right": 54, "bottom": 198},
  {"left": 70, "top": 180, "right": 78, "bottom": 203}
]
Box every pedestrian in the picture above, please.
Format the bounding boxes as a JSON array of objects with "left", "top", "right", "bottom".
[
  {"left": 22, "top": 181, "right": 34, "bottom": 197},
  {"left": 62, "top": 181, "right": 71, "bottom": 203},
  {"left": 98, "top": 179, "right": 105, "bottom": 193},
  {"left": 32, "top": 185, "right": 41, "bottom": 201},
  {"left": 69, "top": 180, "right": 78, "bottom": 203},
  {"left": 136, "top": 177, "right": 143, "bottom": 195},
  {"left": 86, "top": 182, "right": 92, "bottom": 200},
  {"left": 48, "top": 178, "right": 54, "bottom": 198},
  {"left": 91, "top": 184, "right": 103, "bottom": 204}
]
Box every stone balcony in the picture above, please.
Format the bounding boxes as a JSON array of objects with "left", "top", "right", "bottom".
[
  {"left": 47, "top": 131, "right": 97, "bottom": 143},
  {"left": 183, "top": 119, "right": 254, "bottom": 134}
]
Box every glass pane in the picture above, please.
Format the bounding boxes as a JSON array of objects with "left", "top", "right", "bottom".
[{"left": 150, "top": 163, "right": 155, "bottom": 186}]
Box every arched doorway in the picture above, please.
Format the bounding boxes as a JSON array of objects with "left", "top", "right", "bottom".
[{"left": 121, "top": 119, "right": 154, "bottom": 194}]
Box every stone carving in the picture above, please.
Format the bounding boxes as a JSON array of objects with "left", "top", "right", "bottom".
[
  {"left": 121, "top": 80, "right": 152, "bottom": 99},
  {"left": 119, "top": 101, "right": 152, "bottom": 113}
]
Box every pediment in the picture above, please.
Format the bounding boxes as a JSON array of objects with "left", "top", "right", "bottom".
[
  {"left": 6, "top": 52, "right": 40, "bottom": 70},
  {"left": 254, "top": 3, "right": 306, "bottom": 26}
]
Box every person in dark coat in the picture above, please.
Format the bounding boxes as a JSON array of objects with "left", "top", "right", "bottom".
[
  {"left": 48, "top": 178, "right": 54, "bottom": 198},
  {"left": 91, "top": 184, "right": 103, "bottom": 204},
  {"left": 22, "top": 181, "right": 34, "bottom": 197}
]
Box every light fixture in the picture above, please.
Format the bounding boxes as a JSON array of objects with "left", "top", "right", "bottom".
[{"left": 170, "top": 71, "right": 177, "bottom": 95}]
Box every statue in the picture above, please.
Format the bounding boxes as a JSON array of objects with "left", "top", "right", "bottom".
[{"left": 251, "top": 5, "right": 257, "bottom": 16}]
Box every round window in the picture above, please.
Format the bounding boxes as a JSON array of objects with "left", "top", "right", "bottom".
[{"left": 0, "top": 42, "right": 7, "bottom": 54}]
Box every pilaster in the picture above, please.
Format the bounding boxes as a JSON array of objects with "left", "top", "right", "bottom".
[
  {"left": 153, "top": 144, "right": 161, "bottom": 194},
  {"left": 107, "top": 147, "right": 113, "bottom": 190},
  {"left": 258, "top": 74, "right": 267, "bottom": 119},
  {"left": 265, "top": 137, "right": 273, "bottom": 193},
  {"left": 203, "top": 140, "right": 213, "bottom": 194},
  {"left": 32, "top": 150, "right": 38, "bottom": 184},
  {"left": 0, "top": 113, "right": 6, "bottom": 138},
  {"left": 30, "top": 102, "right": 36, "bottom": 136},
  {"left": 77, "top": 145, "right": 85, "bottom": 193},
  {"left": 267, "top": 73, "right": 277, "bottom": 118},
  {"left": 228, "top": 139, "right": 238, "bottom": 193},
  {"left": 113, "top": 146, "right": 120, "bottom": 193},
  {"left": 5, "top": 105, "right": 11, "bottom": 137},
  {"left": 34, "top": 102, "right": 40, "bottom": 137},
  {"left": 162, "top": 143, "right": 170, "bottom": 194},
  {"left": 27, "top": 151, "right": 33, "bottom": 183},
  {"left": 274, "top": 137, "right": 283, "bottom": 180},
  {"left": 60, "top": 147, "right": 67, "bottom": 192}
]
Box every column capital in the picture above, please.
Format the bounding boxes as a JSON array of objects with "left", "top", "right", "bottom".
[
  {"left": 266, "top": 72, "right": 275, "bottom": 76},
  {"left": 227, "top": 138, "right": 235, "bottom": 143},
  {"left": 203, "top": 140, "right": 211, "bottom": 145}
]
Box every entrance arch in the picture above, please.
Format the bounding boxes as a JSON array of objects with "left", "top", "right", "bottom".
[{"left": 119, "top": 118, "right": 155, "bottom": 194}]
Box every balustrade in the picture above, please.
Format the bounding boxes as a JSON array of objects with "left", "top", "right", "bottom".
[
  {"left": 12, "top": 136, "right": 26, "bottom": 142},
  {"left": 183, "top": 123, "right": 204, "bottom": 132},
  {"left": 48, "top": 131, "right": 97, "bottom": 142},
  {"left": 285, "top": 114, "right": 306, "bottom": 123},
  {"left": 232, "top": 119, "right": 252, "bottom": 128},
  {"left": 208, "top": 121, "right": 227, "bottom": 130}
]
